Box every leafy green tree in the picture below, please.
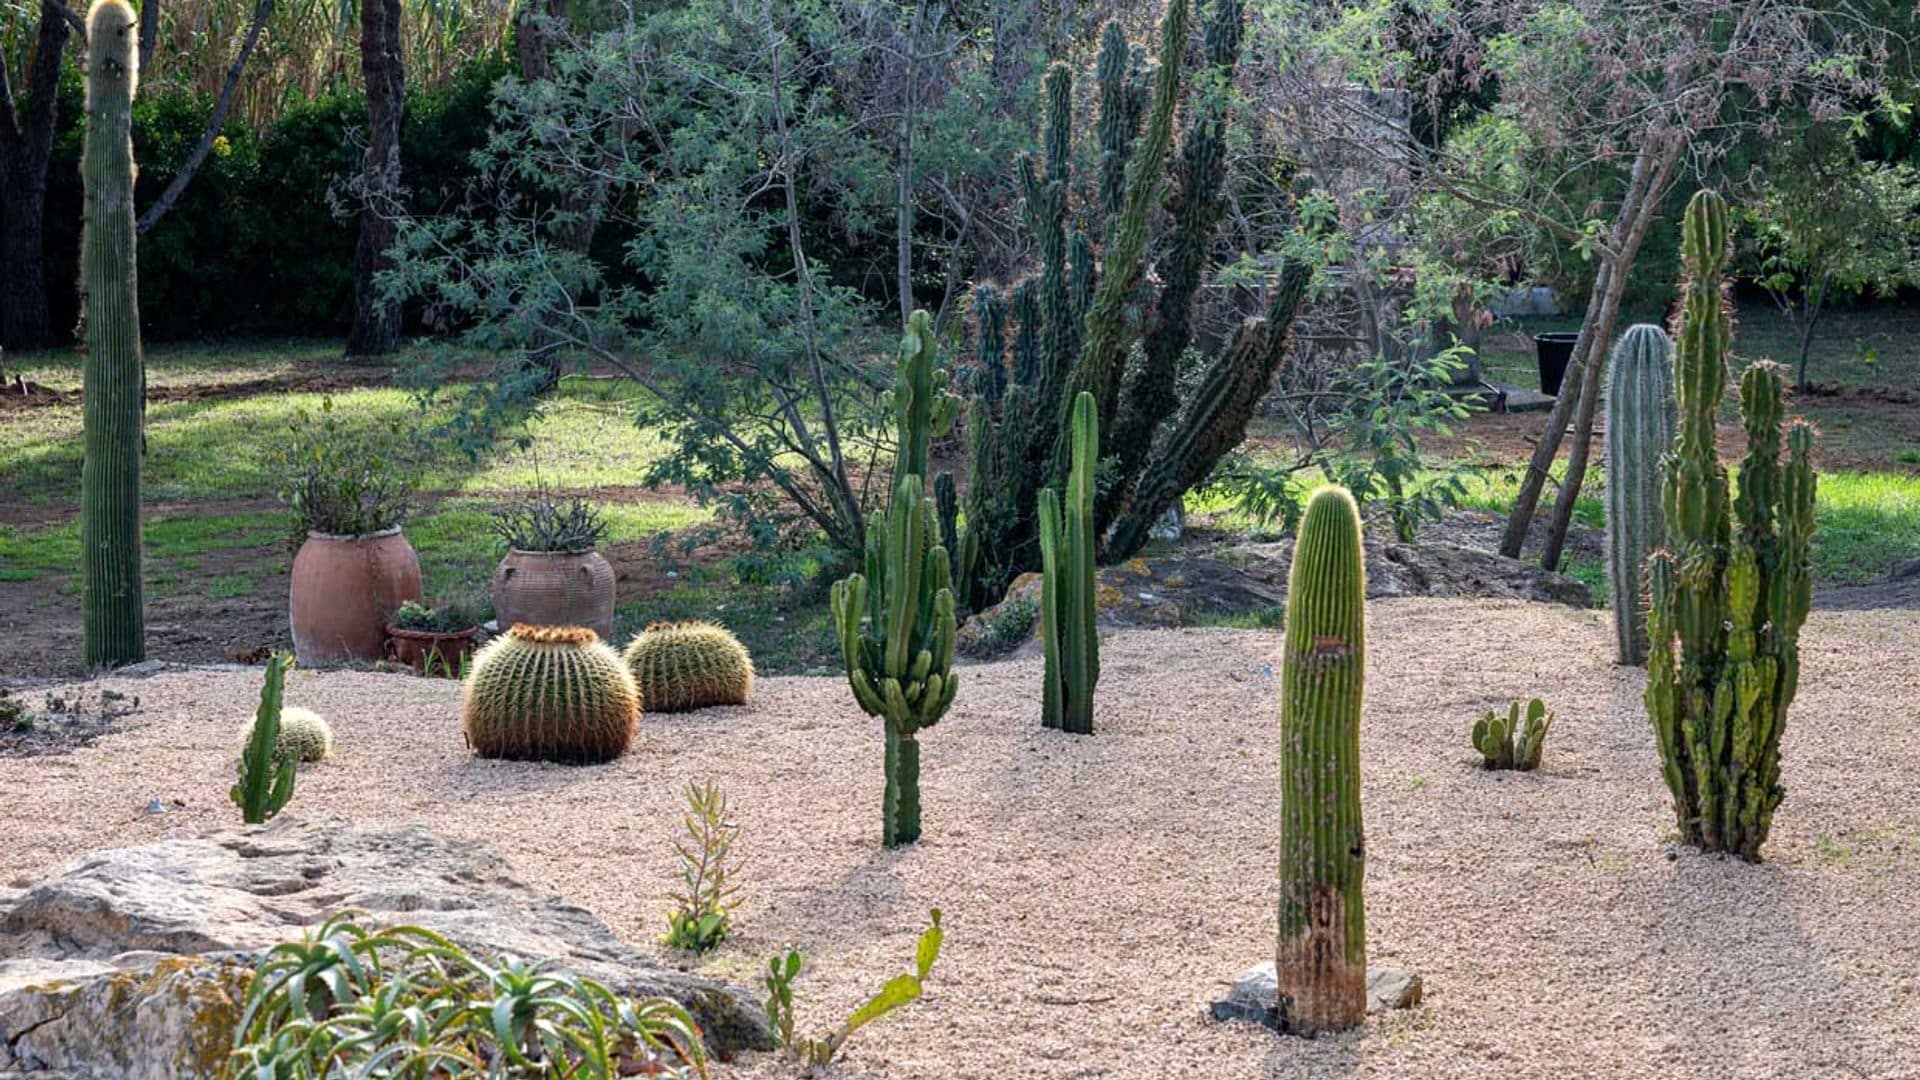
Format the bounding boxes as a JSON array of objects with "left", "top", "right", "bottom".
[{"left": 1745, "top": 135, "right": 1920, "bottom": 389}]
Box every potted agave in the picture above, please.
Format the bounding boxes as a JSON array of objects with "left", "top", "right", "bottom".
[
  {"left": 276, "top": 398, "right": 423, "bottom": 666},
  {"left": 490, "top": 486, "right": 616, "bottom": 639},
  {"left": 385, "top": 595, "right": 488, "bottom": 675}
]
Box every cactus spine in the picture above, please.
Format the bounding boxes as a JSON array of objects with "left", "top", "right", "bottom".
[
  {"left": 1604, "top": 324, "right": 1676, "bottom": 665},
  {"left": 80, "top": 0, "right": 145, "bottom": 667},
  {"left": 463, "top": 625, "right": 640, "bottom": 763},
  {"left": 1039, "top": 392, "right": 1100, "bottom": 734},
  {"left": 1644, "top": 190, "right": 1817, "bottom": 862},
  {"left": 1276, "top": 486, "right": 1366, "bottom": 1035},
  {"left": 831, "top": 310, "right": 960, "bottom": 847},
  {"left": 232, "top": 654, "right": 298, "bottom": 824}
]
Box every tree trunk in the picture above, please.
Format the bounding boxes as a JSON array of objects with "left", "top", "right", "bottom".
[
  {"left": 345, "top": 0, "right": 404, "bottom": 357},
  {"left": 1501, "top": 139, "right": 1673, "bottom": 561},
  {"left": 0, "top": 1, "right": 72, "bottom": 350},
  {"left": 1537, "top": 140, "right": 1679, "bottom": 571}
]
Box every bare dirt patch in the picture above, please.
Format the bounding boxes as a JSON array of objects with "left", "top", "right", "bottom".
[{"left": 6, "top": 599, "right": 1917, "bottom": 1078}]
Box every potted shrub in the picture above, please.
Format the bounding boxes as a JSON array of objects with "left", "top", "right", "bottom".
[
  {"left": 275, "top": 398, "right": 423, "bottom": 665},
  {"left": 385, "top": 595, "right": 488, "bottom": 675},
  {"left": 489, "top": 487, "right": 615, "bottom": 638}
]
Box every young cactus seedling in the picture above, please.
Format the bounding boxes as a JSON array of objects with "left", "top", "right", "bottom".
[{"left": 1471, "top": 698, "right": 1553, "bottom": 772}]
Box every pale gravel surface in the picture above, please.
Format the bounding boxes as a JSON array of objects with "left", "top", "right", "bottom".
[{"left": 5, "top": 597, "right": 1919, "bottom": 1079}]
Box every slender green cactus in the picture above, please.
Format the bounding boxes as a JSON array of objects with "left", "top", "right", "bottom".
[
  {"left": 1038, "top": 392, "right": 1100, "bottom": 734},
  {"left": 1604, "top": 324, "right": 1675, "bottom": 665},
  {"left": 1472, "top": 698, "right": 1553, "bottom": 771},
  {"left": 1276, "top": 486, "right": 1366, "bottom": 1035},
  {"left": 1644, "top": 190, "right": 1817, "bottom": 862},
  {"left": 832, "top": 311, "right": 961, "bottom": 847},
  {"left": 232, "top": 654, "right": 298, "bottom": 824},
  {"left": 80, "top": 0, "right": 145, "bottom": 667}
]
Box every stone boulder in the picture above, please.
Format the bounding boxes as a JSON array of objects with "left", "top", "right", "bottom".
[
  {"left": 960, "top": 534, "right": 1589, "bottom": 659},
  {"left": 0, "top": 816, "right": 772, "bottom": 1077}
]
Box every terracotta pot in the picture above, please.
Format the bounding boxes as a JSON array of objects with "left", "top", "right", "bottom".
[
  {"left": 492, "top": 549, "right": 616, "bottom": 638},
  {"left": 289, "top": 528, "right": 423, "bottom": 666},
  {"left": 385, "top": 624, "right": 482, "bottom": 675}
]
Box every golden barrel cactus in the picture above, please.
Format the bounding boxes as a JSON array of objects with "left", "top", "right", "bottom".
[
  {"left": 623, "top": 621, "right": 754, "bottom": 712},
  {"left": 463, "top": 625, "right": 639, "bottom": 763}
]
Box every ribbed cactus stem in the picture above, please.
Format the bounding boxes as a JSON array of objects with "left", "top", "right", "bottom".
[
  {"left": 832, "top": 311, "right": 961, "bottom": 847},
  {"left": 1603, "top": 324, "right": 1675, "bottom": 665},
  {"left": 1039, "top": 392, "right": 1100, "bottom": 734},
  {"left": 1644, "top": 190, "right": 1816, "bottom": 862},
  {"left": 1276, "top": 486, "right": 1367, "bottom": 1035},
  {"left": 80, "top": 0, "right": 145, "bottom": 668},
  {"left": 231, "top": 654, "right": 297, "bottom": 825}
]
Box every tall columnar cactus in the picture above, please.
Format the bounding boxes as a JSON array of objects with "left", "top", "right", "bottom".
[
  {"left": 1038, "top": 392, "right": 1100, "bottom": 734},
  {"left": 232, "top": 654, "right": 298, "bottom": 825},
  {"left": 80, "top": 0, "right": 145, "bottom": 667},
  {"left": 622, "top": 621, "right": 754, "bottom": 712},
  {"left": 832, "top": 311, "right": 961, "bottom": 847},
  {"left": 462, "top": 625, "right": 640, "bottom": 763},
  {"left": 1644, "top": 189, "right": 1817, "bottom": 863},
  {"left": 1604, "top": 323, "right": 1676, "bottom": 665},
  {"left": 962, "top": 1, "right": 1311, "bottom": 609},
  {"left": 1276, "top": 486, "right": 1367, "bottom": 1035}
]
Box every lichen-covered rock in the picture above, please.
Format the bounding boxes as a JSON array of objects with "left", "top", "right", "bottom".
[{"left": 0, "top": 816, "right": 773, "bottom": 1076}]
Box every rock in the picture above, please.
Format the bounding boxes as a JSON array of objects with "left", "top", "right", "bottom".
[
  {"left": 0, "top": 816, "right": 772, "bottom": 1077},
  {"left": 1212, "top": 961, "right": 1422, "bottom": 1030},
  {"left": 1223, "top": 537, "right": 1590, "bottom": 608}
]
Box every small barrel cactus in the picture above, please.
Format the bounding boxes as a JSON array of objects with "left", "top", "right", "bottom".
[
  {"left": 623, "top": 621, "right": 754, "bottom": 713},
  {"left": 1471, "top": 698, "right": 1553, "bottom": 771},
  {"left": 463, "top": 624, "right": 639, "bottom": 764},
  {"left": 253, "top": 706, "right": 334, "bottom": 764}
]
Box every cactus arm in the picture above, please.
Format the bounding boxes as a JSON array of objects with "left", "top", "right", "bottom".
[{"left": 80, "top": 0, "right": 146, "bottom": 667}]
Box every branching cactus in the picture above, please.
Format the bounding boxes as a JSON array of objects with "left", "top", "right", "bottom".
[
  {"left": 1645, "top": 190, "right": 1817, "bottom": 862},
  {"left": 1276, "top": 486, "right": 1367, "bottom": 1035},
  {"left": 1604, "top": 324, "right": 1675, "bottom": 665},
  {"left": 1039, "top": 392, "right": 1100, "bottom": 734},
  {"left": 80, "top": 0, "right": 146, "bottom": 667},
  {"left": 1472, "top": 698, "right": 1553, "bottom": 771},
  {"left": 832, "top": 311, "right": 961, "bottom": 848},
  {"left": 961, "top": 0, "right": 1312, "bottom": 609},
  {"left": 232, "top": 654, "right": 297, "bottom": 825}
]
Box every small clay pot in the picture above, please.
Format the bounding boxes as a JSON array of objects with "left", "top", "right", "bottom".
[
  {"left": 289, "top": 528, "right": 423, "bottom": 666},
  {"left": 492, "top": 549, "right": 616, "bottom": 639},
  {"left": 385, "top": 624, "right": 482, "bottom": 675}
]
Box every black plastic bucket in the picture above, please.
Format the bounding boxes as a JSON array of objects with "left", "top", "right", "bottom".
[{"left": 1534, "top": 332, "right": 1579, "bottom": 396}]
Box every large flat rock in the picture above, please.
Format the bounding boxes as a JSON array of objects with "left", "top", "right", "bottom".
[{"left": 0, "top": 816, "right": 772, "bottom": 1076}]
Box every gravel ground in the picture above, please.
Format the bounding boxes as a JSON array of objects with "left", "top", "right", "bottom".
[{"left": 5, "top": 597, "right": 1919, "bottom": 1079}]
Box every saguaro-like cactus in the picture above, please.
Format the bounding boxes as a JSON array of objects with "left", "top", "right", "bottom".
[
  {"left": 1039, "top": 392, "right": 1100, "bottom": 734},
  {"left": 1604, "top": 323, "right": 1675, "bottom": 665},
  {"left": 1644, "top": 190, "right": 1817, "bottom": 862},
  {"left": 80, "top": 0, "right": 145, "bottom": 667},
  {"left": 832, "top": 311, "right": 960, "bottom": 847},
  {"left": 1276, "top": 486, "right": 1367, "bottom": 1035}
]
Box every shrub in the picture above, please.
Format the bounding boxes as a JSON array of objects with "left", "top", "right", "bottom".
[
  {"left": 225, "top": 914, "right": 708, "bottom": 1078},
  {"left": 664, "top": 781, "right": 739, "bottom": 954},
  {"left": 269, "top": 396, "right": 415, "bottom": 540}
]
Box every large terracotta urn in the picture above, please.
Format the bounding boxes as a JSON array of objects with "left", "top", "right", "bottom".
[
  {"left": 492, "top": 549, "right": 616, "bottom": 638},
  {"left": 289, "top": 528, "right": 423, "bottom": 665}
]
